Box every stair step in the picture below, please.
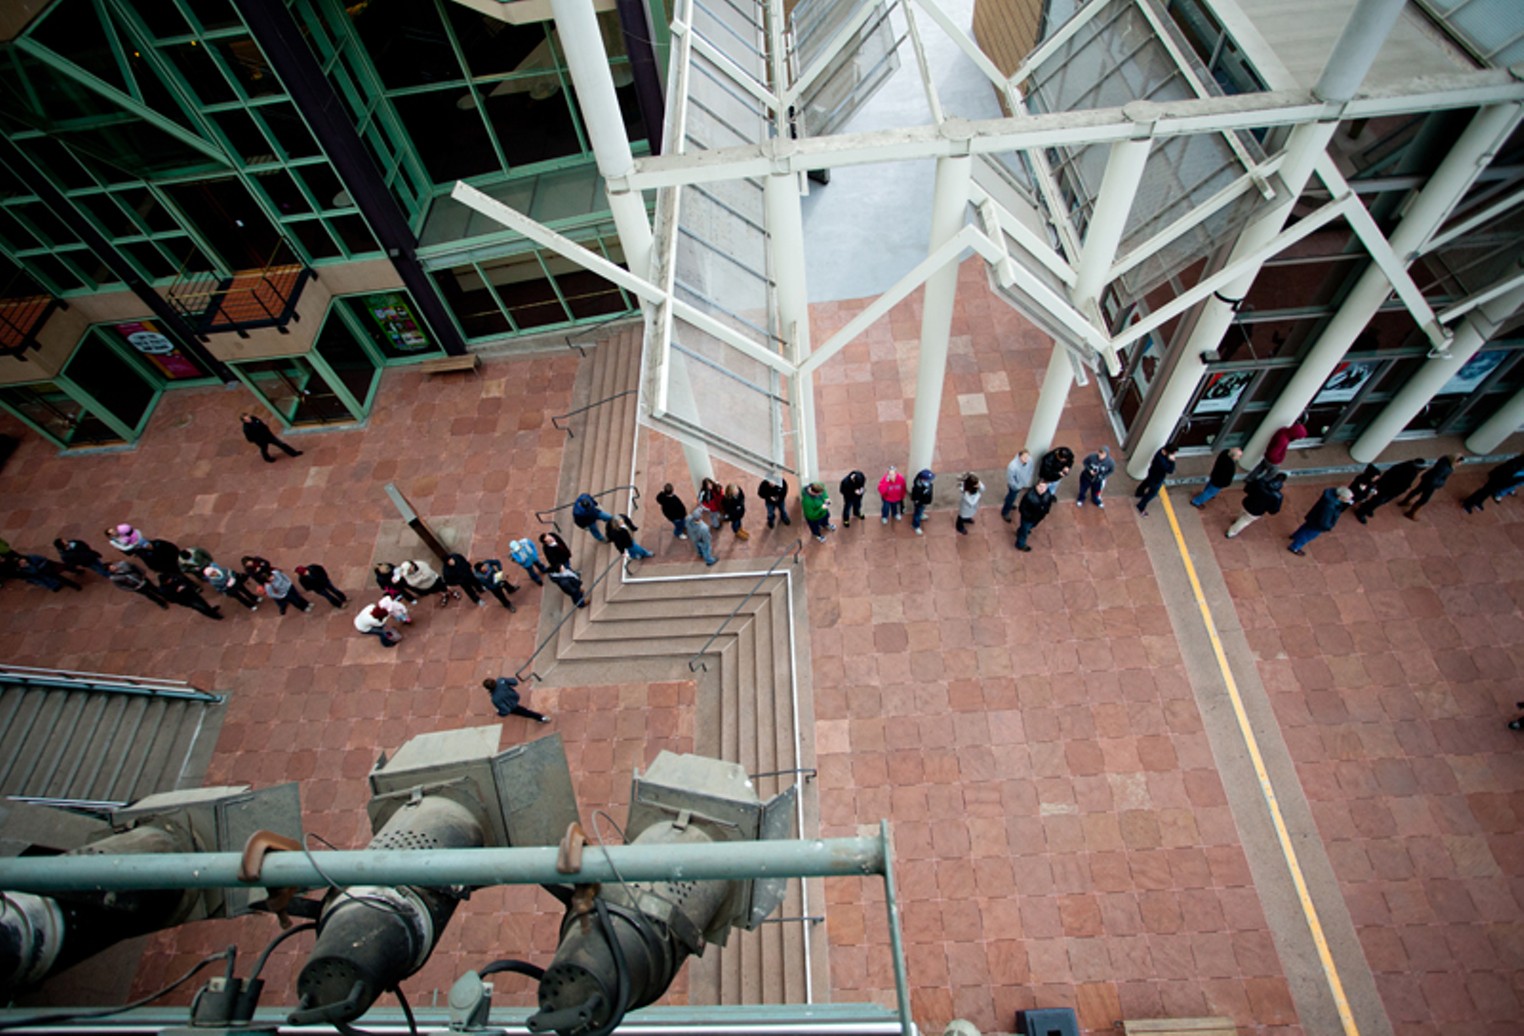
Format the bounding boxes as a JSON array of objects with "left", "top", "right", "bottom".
[{"left": 533, "top": 325, "right": 815, "bottom": 1007}]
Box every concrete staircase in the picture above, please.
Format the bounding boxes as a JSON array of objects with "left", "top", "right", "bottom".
[
  {"left": 0, "top": 667, "right": 223, "bottom": 808},
  {"left": 528, "top": 324, "right": 826, "bottom": 1007}
]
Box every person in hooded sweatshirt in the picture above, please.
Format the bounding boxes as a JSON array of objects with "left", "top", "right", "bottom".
[{"left": 1225, "top": 471, "right": 1286, "bottom": 539}]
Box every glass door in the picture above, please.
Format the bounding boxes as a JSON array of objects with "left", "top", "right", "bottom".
[
  {"left": 233, "top": 356, "right": 357, "bottom": 426},
  {"left": 0, "top": 381, "right": 127, "bottom": 448},
  {"left": 310, "top": 307, "right": 381, "bottom": 414}
]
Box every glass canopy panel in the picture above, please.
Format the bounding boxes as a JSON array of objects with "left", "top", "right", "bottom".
[
  {"left": 1416, "top": 0, "right": 1524, "bottom": 69},
  {"left": 641, "top": 0, "right": 789, "bottom": 472},
  {"left": 1021, "top": 0, "right": 1271, "bottom": 304},
  {"left": 789, "top": 0, "right": 900, "bottom": 137}
]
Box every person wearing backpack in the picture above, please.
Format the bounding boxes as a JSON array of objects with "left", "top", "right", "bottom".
[{"left": 1226, "top": 471, "right": 1287, "bottom": 538}]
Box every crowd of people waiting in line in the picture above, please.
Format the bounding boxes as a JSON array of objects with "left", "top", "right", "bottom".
[{"left": 6, "top": 433, "right": 1522, "bottom": 643}]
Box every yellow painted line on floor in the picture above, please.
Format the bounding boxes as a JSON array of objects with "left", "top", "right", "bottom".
[{"left": 1159, "top": 487, "right": 1360, "bottom": 1036}]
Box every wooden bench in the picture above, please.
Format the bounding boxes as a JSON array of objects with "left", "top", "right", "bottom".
[
  {"left": 1121, "top": 1018, "right": 1236, "bottom": 1036},
  {"left": 416, "top": 354, "right": 479, "bottom": 376}
]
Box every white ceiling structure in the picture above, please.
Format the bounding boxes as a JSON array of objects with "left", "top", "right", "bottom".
[{"left": 455, "top": 0, "right": 1524, "bottom": 479}]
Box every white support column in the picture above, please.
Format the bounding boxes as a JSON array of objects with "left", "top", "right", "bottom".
[
  {"left": 1466, "top": 384, "right": 1524, "bottom": 455},
  {"left": 908, "top": 152, "right": 973, "bottom": 475},
  {"left": 1350, "top": 275, "right": 1524, "bottom": 462},
  {"left": 1125, "top": 0, "right": 1412, "bottom": 477},
  {"left": 766, "top": 168, "right": 818, "bottom": 480},
  {"left": 1027, "top": 347, "right": 1075, "bottom": 457},
  {"left": 1237, "top": 100, "right": 1524, "bottom": 466},
  {"left": 1026, "top": 132, "right": 1151, "bottom": 458},
  {"left": 550, "top": 0, "right": 654, "bottom": 281}
]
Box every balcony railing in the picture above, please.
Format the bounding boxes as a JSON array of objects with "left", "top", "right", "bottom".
[{"left": 166, "top": 245, "right": 312, "bottom": 338}]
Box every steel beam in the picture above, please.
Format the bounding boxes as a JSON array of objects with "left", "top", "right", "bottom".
[{"left": 622, "top": 71, "right": 1524, "bottom": 191}]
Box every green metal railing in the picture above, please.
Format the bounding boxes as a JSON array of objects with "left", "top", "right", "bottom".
[{"left": 0, "top": 826, "right": 913, "bottom": 1036}]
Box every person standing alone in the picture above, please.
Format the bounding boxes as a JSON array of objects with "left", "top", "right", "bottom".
[
  {"left": 483, "top": 677, "right": 549, "bottom": 723},
  {"left": 241, "top": 412, "right": 302, "bottom": 463}
]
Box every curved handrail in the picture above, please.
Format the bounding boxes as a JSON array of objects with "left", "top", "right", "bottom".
[
  {"left": 513, "top": 554, "right": 623, "bottom": 683},
  {"left": 550, "top": 388, "right": 638, "bottom": 438},
  {"left": 534, "top": 484, "right": 641, "bottom": 534},
  {"left": 686, "top": 539, "right": 803, "bottom": 673}
]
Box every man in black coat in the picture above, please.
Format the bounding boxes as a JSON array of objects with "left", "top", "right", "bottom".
[
  {"left": 655, "top": 483, "right": 689, "bottom": 539},
  {"left": 1354, "top": 458, "right": 1426, "bottom": 522},
  {"left": 1289, "top": 486, "right": 1354, "bottom": 556},
  {"left": 241, "top": 412, "right": 302, "bottom": 463},
  {"left": 1191, "top": 447, "right": 1243, "bottom": 509},
  {"left": 1015, "top": 480, "right": 1056, "bottom": 552},
  {"left": 1399, "top": 455, "right": 1457, "bottom": 519},
  {"left": 483, "top": 677, "right": 549, "bottom": 723},
  {"left": 757, "top": 476, "right": 791, "bottom": 528},
  {"left": 1135, "top": 445, "right": 1178, "bottom": 516},
  {"left": 1462, "top": 454, "right": 1524, "bottom": 513}
]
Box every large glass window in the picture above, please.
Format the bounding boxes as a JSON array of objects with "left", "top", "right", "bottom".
[{"left": 61, "top": 331, "right": 157, "bottom": 433}]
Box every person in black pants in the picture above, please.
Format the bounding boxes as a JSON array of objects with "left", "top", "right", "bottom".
[
  {"left": 241, "top": 412, "right": 302, "bottom": 463},
  {"left": 53, "top": 538, "right": 109, "bottom": 577},
  {"left": 139, "top": 538, "right": 183, "bottom": 577},
  {"left": 483, "top": 677, "right": 549, "bottom": 723},
  {"left": 443, "top": 553, "right": 483, "bottom": 606},
  {"left": 1135, "top": 444, "right": 1178, "bottom": 517},
  {"left": 297, "top": 564, "right": 347, "bottom": 608},
  {"left": 158, "top": 571, "right": 223, "bottom": 619},
  {"left": 838, "top": 470, "right": 867, "bottom": 527},
  {"left": 109, "top": 561, "right": 169, "bottom": 608},
  {"left": 472, "top": 559, "right": 518, "bottom": 610},
  {"left": 1015, "top": 481, "right": 1055, "bottom": 552},
  {"left": 1399, "top": 455, "right": 1457, "bottom": 519},
  {"left": 17, "top": 555, "right": 82, "bottom": 592},
  {"left": 539, "top": 532, "right": 572, "bottom": 572},
  {"left": 374, "top": 562, "right": 417, "bottom": 603}
]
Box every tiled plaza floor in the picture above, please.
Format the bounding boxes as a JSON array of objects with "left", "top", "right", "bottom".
[{"left": 2, "top": 261, "right": 1522, "bottom": 1034}]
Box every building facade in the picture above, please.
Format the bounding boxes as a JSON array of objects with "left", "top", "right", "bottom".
[{"left": 0, "top": 0, "right": 656, "bottom": 448}]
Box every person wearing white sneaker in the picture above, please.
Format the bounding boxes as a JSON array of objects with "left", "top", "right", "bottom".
[
  {"left": 878, "top": 465, "right": 908, "bottom": 523},
  {"left": 910, "top": 469, "right": 935, "bottom": 535},
  {"left": 1077, "top": 447, "right": 1114, "bottom": 508}
]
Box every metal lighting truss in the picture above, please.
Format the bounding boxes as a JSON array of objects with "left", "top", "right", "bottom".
[{"left": 453, "top": 0, "right": 1524, "bottom": 478}]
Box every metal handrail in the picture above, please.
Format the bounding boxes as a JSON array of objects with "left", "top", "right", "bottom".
[
  {"left": 513, "top": 554, "right": 622, "bottom": 683},
  {"left": 750, "top": 766, "right": 817, "bottom": 782},
  {"left": 686, "top": 539, "right": 803, "bottom": 673},
  {"left": 534, "top": 484, "right": 641, "bottom": 534},
  {"left": 550, "top": 388, "right": 639, "bottom": 438},
  {"left": 562, "top": 310, "right": 638, "bottom": 356},
  {"left": 0, "top": 664, "right": 223, "bottom": 703}
]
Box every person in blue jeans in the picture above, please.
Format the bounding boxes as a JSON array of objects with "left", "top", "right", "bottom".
[
  {"left": 758, "top": 475, "right": 791, "bottom": 528},
  {"left": 1288, "top": 486, "right": 1353, "bottom": 555},
  {"left": 685, "top": 509, "right": 718, "bottom": 565},
  {"left": 1076, "top": 447, "right": 1115, "bottom": 507},
  {"left": 1001, "top": 449, "right": 1034, "bottom": 521},
  {"left": 507, "top": 537, "right": 546, "bottom": 586},
  {"left": 656, "top": 483, "right": 689, "bottom": 538},
  {"left": 910, "top": 469, "right": 935, "bottom": 535},
  {"left": 572, "top": 492, "right": 614, "bottom": 542},
  {"left": 1191, "top": 447, "right": 1242, "bottom": 508},
  {"left": 606, "top": 514, "right": 653, "bottom": 560}
]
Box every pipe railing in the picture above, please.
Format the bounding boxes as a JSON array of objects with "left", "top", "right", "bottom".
[
  {"left": 0, "top": 664, "right": 223, "bottom": 703},
  {"left": 561, "top": 310, "right": 639, "bottom": 356},
  {"left": 513, "top": 554, "right": 623, "bottom": 683},
  {"left": 550, "top": 388, "right": 639, "bottom": 437},
  {"left": 533, "top": 484, "right": 641, "bottom": 534},
  {"left": 686, "top": 539, "right": 803, "bottom": 672}
]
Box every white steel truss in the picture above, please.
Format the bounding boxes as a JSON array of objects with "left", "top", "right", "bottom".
[{"left": 451, "top": 0, "right": 1524, "bottom": 479}]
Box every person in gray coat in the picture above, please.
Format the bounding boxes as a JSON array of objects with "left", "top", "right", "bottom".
[{"left": 686, "top": 509, "right": 717, "bottom": 566}]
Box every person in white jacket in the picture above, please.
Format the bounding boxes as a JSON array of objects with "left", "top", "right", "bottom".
[
  {"left": 395, "top": 558, "right": 455, "bottom": 606},
  {"left": 355, "top": 602, "right": 401, "bottom": 646}
]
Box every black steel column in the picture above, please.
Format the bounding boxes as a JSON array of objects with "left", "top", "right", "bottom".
[
  {"left": 240, "top": 0, "right": 468, "bottom": 357},
  {"left": 0, "top": 137, "right": 236, "bottom": 384},
  {"left": 615, "top": 0, "right": 665, "bottom": 155}
]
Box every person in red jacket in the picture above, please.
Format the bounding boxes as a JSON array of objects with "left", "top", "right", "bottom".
[{"left": 877, "top": 466, "right": 908, "bottom": 523}]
